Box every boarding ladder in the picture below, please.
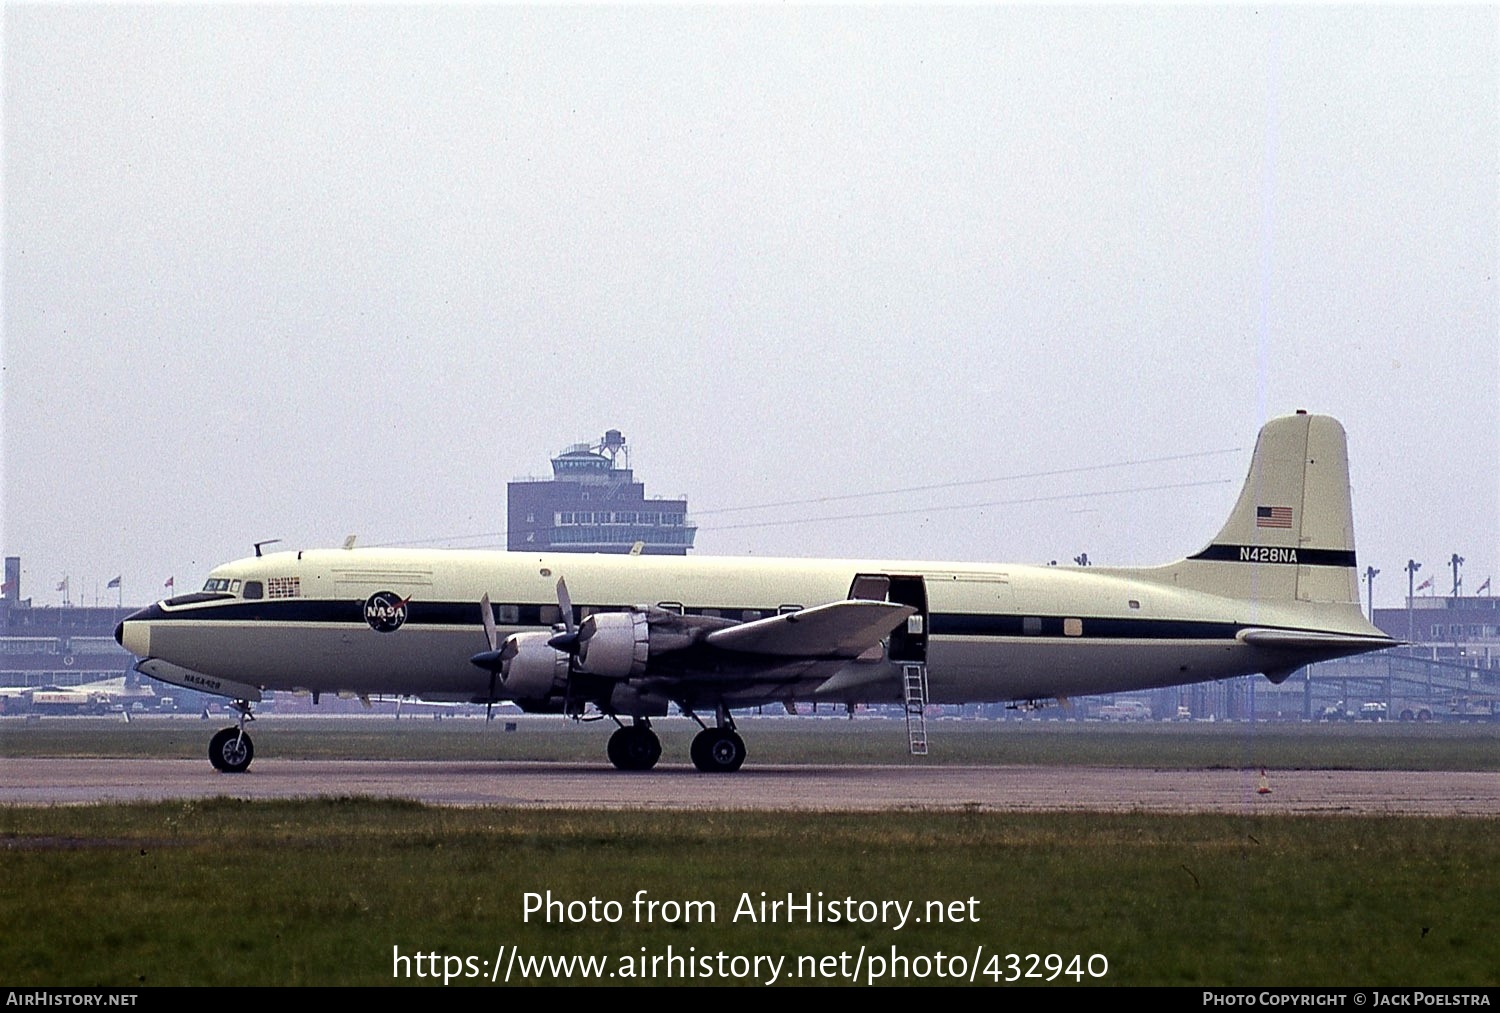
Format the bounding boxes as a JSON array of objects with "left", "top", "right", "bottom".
[{"left": 902, "top": 663, "right": 929, "bottom": 756}]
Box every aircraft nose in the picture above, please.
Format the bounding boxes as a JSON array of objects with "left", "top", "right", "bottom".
[{"left": 116, "top": 604, "right": 161, "bottom": 658}]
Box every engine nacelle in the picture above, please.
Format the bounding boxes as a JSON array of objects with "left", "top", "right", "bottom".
[
  {"left": 576, "top": 610, "right": 650, "bottom": 678},
  {"left": 499, "top": 632, "right": 569, "bottom": 700}
]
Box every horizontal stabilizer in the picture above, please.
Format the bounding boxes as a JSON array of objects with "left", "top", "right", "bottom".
[
  {"left": 1236, "top": 628, "right": 1398, "bottom": 653},
  {"left": 705, "top": 600, "right": 915, "bottom": 658}
]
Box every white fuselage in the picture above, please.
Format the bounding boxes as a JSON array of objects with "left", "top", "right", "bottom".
[{"left": 118, "top": 546, "right": 1386, "bottom": 712}]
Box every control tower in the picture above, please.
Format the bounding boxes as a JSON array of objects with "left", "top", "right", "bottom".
[{"left": 507, "top": 430, "right": 697, "bottom": 555}]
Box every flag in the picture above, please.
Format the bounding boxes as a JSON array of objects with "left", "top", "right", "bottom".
[
  {"left": 56, "top": 577, "right": 68, "bottom": 592},
  {"left": 1479, "top": 577, "right": 1492, "bottom": 595},
  {"left": 1255, "top": 506, "right": 1293, "bottom": 529},
  {"left": 1416, "top": 577, "right": 1433, "bottom": 592},
  {"left": 107, "top": 576, "right": 121, "bottom": 589},
  {"left": 0, "top": 578, "right": 15, "bottom": 598},
  {"left": 164, "top": 576, "right": 175, "bottom": 589}
]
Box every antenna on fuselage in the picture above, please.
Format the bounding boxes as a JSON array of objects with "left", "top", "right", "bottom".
[{"left": 253, "top": 539, "right": 282, "bottom": 558}]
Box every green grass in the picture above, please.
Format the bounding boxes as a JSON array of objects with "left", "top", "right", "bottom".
[
  {"left": 1, "top": 801, "right": 1495, "bottom": 986},
  {"left": 4, "top": 715, "right": 1499, "bottom": 770}
]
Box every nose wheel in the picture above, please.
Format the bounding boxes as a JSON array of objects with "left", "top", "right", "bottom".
[
  {"left": 208, "top": 699, "right": 256, "bottom": 773},
  {"left": 208, "top": 726, "right": 254, "bottom": 773}
]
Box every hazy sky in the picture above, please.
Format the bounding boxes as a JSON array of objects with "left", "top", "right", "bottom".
[{"left": 4, "top": 6, "right": 1496, "bottom": 610}]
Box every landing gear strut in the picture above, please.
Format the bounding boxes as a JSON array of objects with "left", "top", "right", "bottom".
[
  {"left": 208, "top": 701, "right": 255, "bottom": 773},
  {"left": 606, "top": 719, "right": 661, "bottom": 772},
  {"left": 689, "top": 706, "right": 746, "bottom": 773}
]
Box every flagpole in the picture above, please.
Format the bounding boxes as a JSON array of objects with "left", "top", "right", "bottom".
[{"left": 1406, "top": 560, "right": 1420, "bottom": 643}]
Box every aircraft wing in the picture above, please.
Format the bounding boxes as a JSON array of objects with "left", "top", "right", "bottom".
[{"left": 703, "top": 599, "right": 915, "bottom": 658}]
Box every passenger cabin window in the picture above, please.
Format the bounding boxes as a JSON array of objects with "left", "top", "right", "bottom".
[{"left": 243, "top": 581, "right": 264, "bottom": 600}]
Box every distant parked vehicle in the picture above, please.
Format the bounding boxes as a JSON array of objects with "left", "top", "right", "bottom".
[{"left": 1098, "top": 700, "right": 1152, "bottom": 721}]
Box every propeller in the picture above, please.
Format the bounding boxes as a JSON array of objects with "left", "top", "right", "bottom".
[
  {"left": 470, "top": 593, "right": 507, "bottom": 674},
  {"left": 546, "top": 578, "right": 581, "bottom": 654},
  {"left": 471, "top": 593, "right": 503, "bottom": 720}
]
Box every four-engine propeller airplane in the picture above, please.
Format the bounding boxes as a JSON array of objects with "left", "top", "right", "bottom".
[{"left": 116, "top": 411, "right": 1396, "bottom": 773}]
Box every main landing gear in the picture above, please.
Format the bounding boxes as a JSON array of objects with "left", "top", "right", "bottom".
[
  {"left": 606, "top": 719, "right": 662, "bottom": 772},
  {"left": 689, "top": 707, "right": 745, "bottom": 773},
  {"left": 602, "top": 714, "right": 747, "bottom": 773},
  {"left": 208, "top": 700, "right": 255, "bottom": 773}
]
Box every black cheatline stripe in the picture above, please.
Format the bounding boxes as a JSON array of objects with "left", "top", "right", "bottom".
[
  {"left": 1187, "top": 545, "right": 1357, "bottom": 567},
  {"left": 146, "top": 600, "right": 521, "bottom": 626},
  {"left": 929, "top": 614, "right": 1243, "bottom": 640},
  {"left": 137, "top": 598, "right": 1346, "bottom": 644}
]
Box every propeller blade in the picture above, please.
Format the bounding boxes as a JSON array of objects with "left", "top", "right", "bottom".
[
  {"left": 480, "top": 593, "right": 500, "bottom": 651},
  {"left": 555, "top": 577, "right": 576, "bottom": 636}
]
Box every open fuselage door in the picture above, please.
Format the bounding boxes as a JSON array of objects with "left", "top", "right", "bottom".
[{"left": 849, "top": 573, "right": 930, "bottom": 754}]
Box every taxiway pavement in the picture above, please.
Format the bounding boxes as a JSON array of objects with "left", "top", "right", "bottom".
[{"left": 1, "top": 758, "right": 1496, "bottom": 815}]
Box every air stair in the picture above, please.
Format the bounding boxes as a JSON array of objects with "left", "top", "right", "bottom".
[{"left": 902, "top": 663, "right": 929, "bottom": 756}]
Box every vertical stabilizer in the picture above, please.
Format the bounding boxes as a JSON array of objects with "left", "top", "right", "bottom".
[{"left": 1147, "top": 412, "right": 1360, "bottom": 605}]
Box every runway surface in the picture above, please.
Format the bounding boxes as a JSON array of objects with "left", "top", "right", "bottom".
[{"left": 2, "top": 758, "right": 1496, "bottom": 815}]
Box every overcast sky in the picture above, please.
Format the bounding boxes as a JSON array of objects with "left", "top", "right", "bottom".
[{"left": 4, "top": 6, "right": 1495, "bottom": 610}]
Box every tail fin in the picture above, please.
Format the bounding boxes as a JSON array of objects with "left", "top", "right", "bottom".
[{"left": 1149, "top": 411, "right": 1360, "bottom": 604}]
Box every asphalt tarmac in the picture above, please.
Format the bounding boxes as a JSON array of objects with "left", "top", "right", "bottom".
[{"left": 2, "top": 758, "right": 1496, "bottom": 815}]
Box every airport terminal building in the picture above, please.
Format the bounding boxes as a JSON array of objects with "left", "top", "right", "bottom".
[
  {"left": 1373, "top": 594, "right": 1500, "bottom": 672},
  {"left": 0, "top": 555, "right": 149, "bottom": 712}
]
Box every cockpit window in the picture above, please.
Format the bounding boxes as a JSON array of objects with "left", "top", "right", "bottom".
[{"left": 202, "top": 577, "right": 247, "bottom": 597}]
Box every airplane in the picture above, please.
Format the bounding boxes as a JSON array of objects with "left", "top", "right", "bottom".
[
  {"left": 115, "top": 411, "right": 1397, "bottom": 774},
  {"left": 1, "top": 674, "right": 161, "bottom": 715}
]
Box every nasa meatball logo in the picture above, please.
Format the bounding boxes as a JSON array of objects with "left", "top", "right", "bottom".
[{"left": 364, "top": 591, "right": 410, "bottom": 633}]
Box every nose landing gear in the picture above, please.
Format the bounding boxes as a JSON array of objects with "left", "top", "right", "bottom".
[{"left": 208, "top": 701, "right": 255, "bottom": 773}]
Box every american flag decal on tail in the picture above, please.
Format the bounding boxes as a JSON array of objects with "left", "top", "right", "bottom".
[{"left": 1256, "top": 506, "right": 1293, "bottom": 529}]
